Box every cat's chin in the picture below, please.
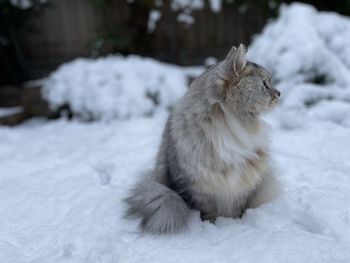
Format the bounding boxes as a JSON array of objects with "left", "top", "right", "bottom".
[
  {"left": 269, "top": 98, "right": 279, "bottom": 108},
  {"left": 256, "top": 103, "right": 278, "bottom": 115}
]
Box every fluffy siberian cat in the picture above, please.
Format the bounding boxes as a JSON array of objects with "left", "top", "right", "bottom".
[{"left": 125, "top": 44, "right": 281, "bottom": 233}]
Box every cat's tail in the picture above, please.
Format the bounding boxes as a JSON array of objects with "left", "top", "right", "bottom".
[{"left": 124, "top": 180, "right": 190, "bottom": 234}]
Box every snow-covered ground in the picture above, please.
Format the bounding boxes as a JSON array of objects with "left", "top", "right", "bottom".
[
  {"left": 1, "top": 3, "right": 350, "bottom": 263},
  {"left": 1, "top": 108, "right": 350, "bottom": 262}
]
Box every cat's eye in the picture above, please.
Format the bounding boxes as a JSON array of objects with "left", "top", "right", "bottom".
[{"left": 263, "top": 80, "right": 269, "bottom": 89}]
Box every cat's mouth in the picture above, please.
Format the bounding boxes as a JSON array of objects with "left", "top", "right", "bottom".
[
  {"left": 269, "top": 88, "right": 281, "bottom": 106},
  {"left": 270, "top": 96, "right": 279, "bottom": 106}
]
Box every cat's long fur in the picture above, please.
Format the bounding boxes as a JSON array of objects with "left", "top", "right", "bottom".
[{"left": 125, "top": 44, "right": 281, "bottom": 233}]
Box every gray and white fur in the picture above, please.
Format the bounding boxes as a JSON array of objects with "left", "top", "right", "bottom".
[{"left": 124, "top": 44, "right": 281, "bottom": 234}]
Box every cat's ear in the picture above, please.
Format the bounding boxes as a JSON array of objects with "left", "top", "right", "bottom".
[
  {"left": 223, "top": 44, "right": 247, "bottom": 78},
  {"left": 234, "top": 44, "right": 247, "bottom": 75}
]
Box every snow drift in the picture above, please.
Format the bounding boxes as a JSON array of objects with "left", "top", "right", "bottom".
[
  {"left": 249, "top": 3, "right": 350, "bottom": 87},
  {"left": 42, "top": 56, "right": 201, "bottom": 121},
  {"left": 249, "top": 3, "right": 350, "bottom": 129}
]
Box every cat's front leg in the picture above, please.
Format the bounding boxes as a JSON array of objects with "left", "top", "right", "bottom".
[
  {"left": 192, "top": 191, "right": 218, "bottom": 223},
  {"left": 248, "top": 172, "right": 282, "bottom": 209}
]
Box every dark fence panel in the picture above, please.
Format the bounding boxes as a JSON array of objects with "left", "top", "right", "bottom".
[
  {"left": 152, "top": 4, "right": 268, "bottom": 64},
  {"left": 20, "top": 0, "right": 269, "bottom": 78}
]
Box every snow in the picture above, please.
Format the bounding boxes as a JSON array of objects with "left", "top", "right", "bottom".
[
  {"left": 149, "top": 0, "right": 222, "bottom": 29},
  {"left": 0, "top": 107, "right": 23, "bottom": 118},
  {"left": 248, "top": 3, "right": 350, "bottom": 88},
  {"left": 170, "top": 0, "right": 222, "bottom": 13},
  {"left": 9, "top": 0, "right": 46, "bottom": 9},
  {"left": 209, "top": 0, "right": 222, "bottom": 13},
  {"left": 42, "top": 56, "right": 201, "bottom": 121},
  {"left": 177, "top": 12, "right": 195, "bottom": 25},
  {"left": 10, "top": 0, "right": 32, "bottom": 9},
  {"left": 2, "top": 2, "right": 350, "bottom": 262},
  {"left": 204, "top": 57, "right": 218, "bottom": 67},
  {"left": 1, "top": 110, "right": 350, "bottom": 262},
  {"left": 148, "top": 10, "right": 161, "bottom": 33},
  {"left": 248, "top": 3, "right": 350, "bottom": 128},
  {"left": 172, "top": 0, "right": 203, "bottom": 26},
  {"left": 170, "top": 0, "right": 204, "bottom": 11}
]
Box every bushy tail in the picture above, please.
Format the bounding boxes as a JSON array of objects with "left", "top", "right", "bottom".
[{"left": 124, "top": 180, "right": 190, "bottom": 234}]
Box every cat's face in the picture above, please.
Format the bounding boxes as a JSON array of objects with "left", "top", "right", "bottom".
[
  {"left": 231, "top": 61, "right": 280, "bottom": 114},
  {"left": 216, "top": 44, "right": 280, "bottom": 115}
]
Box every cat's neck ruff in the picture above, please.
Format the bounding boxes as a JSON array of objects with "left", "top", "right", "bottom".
[{"left": 208, "top": 106, "right": 267, "bottom": 165}]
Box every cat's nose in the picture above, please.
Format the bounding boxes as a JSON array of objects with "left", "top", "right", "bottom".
[{"left": 274, "top": 89, "right": 281, "bottom": 97}]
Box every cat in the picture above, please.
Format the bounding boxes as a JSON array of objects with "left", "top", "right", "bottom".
[{"left": 125, "top": 44, "right": 281, "bottom": 234}]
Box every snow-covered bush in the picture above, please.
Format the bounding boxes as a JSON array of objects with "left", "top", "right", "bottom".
[
  {"left": 249, "top": 3, "right": 350, "bottom": 88},
  {"left": 43, "top": 55, "right": 200, "bottom": 121},
  {"left": 248, "top": 3, "right": 350, "bottom": 128}
]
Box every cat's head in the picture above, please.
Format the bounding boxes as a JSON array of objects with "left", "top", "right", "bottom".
[{"left": 213, "top": 44, "right": 280, "bottom": 116}]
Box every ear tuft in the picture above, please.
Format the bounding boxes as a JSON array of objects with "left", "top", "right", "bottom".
[
  {"left": 222, "top": 44, "right": 247, "bottom": 78},
  {"left": 233, "top": 44, "right": 247, "bottom": 75}
]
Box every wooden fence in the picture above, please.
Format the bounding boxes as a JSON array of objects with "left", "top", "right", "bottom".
[{"left": 20, "top": 0, "right": 269, "bottom": 78}]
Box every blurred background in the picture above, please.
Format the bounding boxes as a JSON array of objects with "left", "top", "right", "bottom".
[{"left": 1, "top": 0, "right": 350, "bottom": 124}]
